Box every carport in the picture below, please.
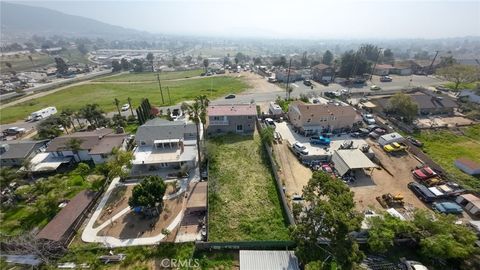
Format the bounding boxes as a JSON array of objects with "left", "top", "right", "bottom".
[{"left": 332, "top": 149, "right": 378, "bottom": 176}]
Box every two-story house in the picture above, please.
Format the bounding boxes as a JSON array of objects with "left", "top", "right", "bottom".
[
  {"left": 287, "top": 101, "right": 357, "bottom": 135},
  {"left": 45, "top": 128, "right": 127, "bottom": 164},
  {"left": 311, "top": 64, "right": 334, "bottom": 82},
  {"left": 207, "top": 104, "right": 257, "bottom": 135},
  {"left": 131, "top": 118, "right": 198, "bottom": 175}
]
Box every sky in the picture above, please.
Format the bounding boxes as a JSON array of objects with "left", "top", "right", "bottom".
[{"left": 14, "top": 0, "right": 480, "bottom": 39}]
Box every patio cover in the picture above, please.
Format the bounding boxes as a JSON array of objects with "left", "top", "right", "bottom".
[{"left": 332, "top": 149, "right": 378, "bottom": 176}]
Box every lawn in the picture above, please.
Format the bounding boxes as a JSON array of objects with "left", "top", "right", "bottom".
[
  {"left": 443, "top": 81, "right": 479, "bottom": 91},
  {"left": 207, "top": 134, "right": 290, "bottom": 241},
  {"left": 93, "top": 69, "right": 204, "bottom": 82},
  {"left": 0, "top": 166, "right": 105, "bottom": 236},
  {"left": 0, "top": 76, "right": 248, "bottom": 124},
  {"left": 414, "top": 124, "right": 480, "bottom": 191}
]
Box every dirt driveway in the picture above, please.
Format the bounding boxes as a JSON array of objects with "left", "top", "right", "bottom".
[
  {"left": 351, "top": 139, "right": 428, "bottom": 212},
  {"left": 273, "top": 141, "right": 312, "bottom": 201}
]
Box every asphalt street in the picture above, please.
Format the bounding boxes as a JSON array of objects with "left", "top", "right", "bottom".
[{"left": 1, "top": 73, "right": 446, "bottom": 136}]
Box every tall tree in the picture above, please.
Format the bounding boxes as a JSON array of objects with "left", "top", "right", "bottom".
[
  {"left": 61, "top": 109, "right": 76, "bottom": 131},
  {"left": 436, "top": 64, "right": 479, "bottom": 91},
  {"left": 387, "top": 93, "right": 418, "bottom": 123},
  {"left": 291, "top": 172, "right": 364, "bottom": 269},
  {"left": 54, "top": 57, "right": 68, "bottom": 75},
  {"left": 382, "top": 49, "right": 394, "bottom": 64},
  {"left": 105, "top": 148, "right": 133, "bottom": 179},
  {"left": 66, "top": 138, "right": 83, "bottom": 161},
  {"left": 79, "top": 104, "right": 106, "bottom": 128},
  {"left": 360, "top": 44, "right": 380, "bottom": 62},
  {"left": 187, "top": 99, "right": 205, "bottom": 176},
  {"left": 203, "top": 58, "right": 209, "bottom": 72},
  {"left": 120, "top": 58, "right": 130, "bottom": 70},
  {"left": 128, "top": 175, "right": 167, "bottom": 213},
  {"left": 146, "top": 52, "right": 154, "bottom": 71},
  {"left": 127, "top": 97, "right": 135, "bottom": 117},
  {"left": 114, "top": 98, "right": 121, "bottom": 116},
  {"left": 322, "top": 50, "right": 334, "bottom": 65},
  {"left": 111, "top": 60, "right": 122, "bottom": 72}
]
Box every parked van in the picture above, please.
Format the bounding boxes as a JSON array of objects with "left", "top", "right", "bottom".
[
  {"left": 408, "top": 182, "right": 436, "bottom": 202},
  {"left": 27, "top": 107, "right": 57, "bottom": 121}
]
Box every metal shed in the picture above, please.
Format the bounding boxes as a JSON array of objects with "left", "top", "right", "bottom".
[{"left": 240, "top": 250, "right": 300, "bottom": 270}]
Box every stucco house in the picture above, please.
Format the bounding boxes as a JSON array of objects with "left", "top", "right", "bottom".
[
  {"left": 275, "top": 69, "right": 302, "bottom": 82},
  {"left": 45, "top": 128, "right": 127, "bottom": 164},
  {"left": 287, "top": 101, "right": 357, "bottom": 135},
  {"left": 373, "top": 64, "right": 394, "bottom": 76},
  {"left": 131, "top": 118, "right": 198, "bottom": 174},
  {"left": 311, "top": 64, "right": 334, "bottom": 82},
  {"left": 207, "top": 104, "right": 257, "bottom": 135},
  {"left": 0, "top": 140, "right": 48, "bottom": 167}
]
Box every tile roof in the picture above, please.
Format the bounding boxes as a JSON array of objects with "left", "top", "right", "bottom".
[
  {"left": 207, "top": 104, "right": 257, "bottom": 116},
  {"left": 36, "top": 190, "right": 97, "bottom": 242}
]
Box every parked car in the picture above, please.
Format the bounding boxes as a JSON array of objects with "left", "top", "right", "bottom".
[
  {"left": 3, "top": 127, "right": 26, "bottom": 136},
  {"left": 400, "top": 258, "right": 429, "bottom": 270},
  {"left": 303, "top": 80, "right": 312, "bottom": 86},
  {"left": 293, "top": 142, "right": 308, "bottom": 156},
  {"left": 363, "top": 114, "right": 376, "bottom": 125},
  {"left": 435, "top": 85, "right": 450, "bottom": 92},
  {"left": 384, "top": 142, "right": 406, "bottom": 152},
  {"left": 121, "top": 104, "right": 130, "bottom": 111},
  {"left": 370, "top": 85, "right": 381, "bottom": 90},
  {"left": 412, "top": 166, "right": 438, "bottom": 180},
  {"left": 408, "top": 182, "right": 436, "bottom": 202},
  {"left": 432, "top": 202, "right": 463, "bottom": 214},
  {"left": 310, "top": 135, "right": 331, "bottom": 146},
  {"left": 406, "top": 136, "right": 423, "bottom": 147},
  {"left": 225, "top": 94, "right": 236, "bottom": 99},
  {"left": 380, "top": 76, "right": 393, "bottom": 82},
  {"left": 264, "top": 118, "right": 276, "bottom": 128}
]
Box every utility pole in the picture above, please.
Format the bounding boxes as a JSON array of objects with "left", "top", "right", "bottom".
[
  {"left": 285, "top": 58, "right": 292, "bottom": 100},
  {"left": 428, "top": 51, "right": 439, "bottom": 76},
  {"left": 370, "top": 48, "right": 383, "bottom": 81},
  {"left": 156, "top": 72, "right": 165, "bottom": 104}
]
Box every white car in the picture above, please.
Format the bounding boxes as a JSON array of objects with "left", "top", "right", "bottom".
[
  {"left": 363, "top": 114, "right": 376, "bottom": 125},
  {"left": 121, "top": 104, "right": 130, "bottom": 111},
  {"left": 293, "top": 142, "right": 308, "bottom": 155}
]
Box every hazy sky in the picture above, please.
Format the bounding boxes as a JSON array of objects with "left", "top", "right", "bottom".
[{"left": 16, "top": 0, "right": 480, "bottom": 39}]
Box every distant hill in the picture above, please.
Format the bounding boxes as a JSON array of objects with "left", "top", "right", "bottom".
[{"left": 0, "top": 2, "right": 147, "bottom": 40}]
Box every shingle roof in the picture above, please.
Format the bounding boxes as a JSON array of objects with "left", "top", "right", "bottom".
[
  {"left": 207, "top": 104, "right": 257, "bottom": 116},
  {"left": 410, "top": 94, "right": 457, "bottom": 109},
  {"left": 240, "top": 250, "right": 300, "bottom": 270},
  {"left": 0, "top": 140, "right": 48, "bottom": 160},
  {"left": 289, "top": 101, "right": 356, "bottom": 118},
  {"left": 89, "top": 134, "right": 126, "bottom": 155},
  {"left": 36, "top": 190, "right": 97, "bottom": 242},
  {"left": 45, "top": 129, "right": 120, "bottom": 152}
]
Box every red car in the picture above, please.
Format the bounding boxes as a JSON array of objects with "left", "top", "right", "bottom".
[{"left": 412, "top": 166, "right": 437, "bottom": 180}]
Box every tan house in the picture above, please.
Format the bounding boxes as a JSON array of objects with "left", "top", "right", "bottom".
[{"left": 287, "top": 101, "right": 357, "bottom": 135}]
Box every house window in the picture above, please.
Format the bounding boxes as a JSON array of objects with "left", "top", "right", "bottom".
[
  {"left": 247, "top": 116, "right": 253, "bottom": 119},
  {"left": 236, "top": 124, "right": 243, "bottom": 131},
  {"left": 307, "top": 118, "right": 311, "bottom": 122},
  {"left": 100, "top": 154, "right": 108, "bottom": 159},
  {"left": 213, "top": 116, "right": 223, "bottom": 121}
]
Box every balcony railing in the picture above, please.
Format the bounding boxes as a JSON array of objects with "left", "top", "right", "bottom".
[{"left": 209, "top": 120, "right": 229, "bottom": 125}]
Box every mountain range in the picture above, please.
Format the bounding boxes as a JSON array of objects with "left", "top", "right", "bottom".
[{"left": 0, "top": 2, "right": 147, "bottom": 41}]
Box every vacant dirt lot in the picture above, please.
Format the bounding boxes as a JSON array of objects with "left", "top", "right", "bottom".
[
  {"left": 273, "top": 141, "right": 312, "bottom": 201},
  {"left": 415, "top": 116, "right": 476, "bottom": 129},
  {"left": 230, "top": 71, "right": 283, "bottom": 94},
  {"left": 351, "top": 139, "right": 428, "bottom": 212}
]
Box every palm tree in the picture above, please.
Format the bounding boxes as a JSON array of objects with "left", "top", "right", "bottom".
[
  {"left": 197, "top": 95, "right": 210, "bottom": 141},
  {"left": 61, "top": 109, "right": 76, "bottom": 131},
  {"left": 66, "top": 138, "right": 83, "bottom": 162},
  {"left": 127, "top": 97, "right": 135, "bottom": 117},
  {"left": 114, "top": 98, "right": 121, "bottom": 116},
  {"left": 187, "top": 101, "right": 203, "bottom": 175}
]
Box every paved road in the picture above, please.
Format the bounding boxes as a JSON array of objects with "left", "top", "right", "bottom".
[{"left": 0, "top": 73, "right": 446, "bottom": 135}]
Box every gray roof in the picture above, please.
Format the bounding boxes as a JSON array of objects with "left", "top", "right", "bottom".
[
  {"left": 240, "top": 250, "right": 300, "bottom": 270},
  {"left": 45, "top": 129, "right": 117, "bottom": 152},
  {"left": 376, "top": 93, "right": 457, "bottom": 110},
  {"left": 135, "top": 118, "right": 197, "bottom": 145},
  {"left": 0, "top": 140, "right": 48, "bottom": 160},
  {"left": 332, "top": 149, "right": 378, "bottom": 176}
]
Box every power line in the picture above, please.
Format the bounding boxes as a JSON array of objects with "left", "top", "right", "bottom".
[
  {"left": 156, "top": 72, "right": 165, "bottom": 104},
  {"left": 285, "top": 58, "right": 292, "bottom": 100}
]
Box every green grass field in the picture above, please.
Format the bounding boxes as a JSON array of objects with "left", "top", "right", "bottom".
[
  {"left": 415, "top": 125, "right": 480, "bottom": 191},
  {"left": 207, "top": 134, "right": 290, "bottom": 241},
  {"left": 0, "top": 49, "right": 90, "bottom": 73},
  {"left": 0, "top": 76, "right": 248, "bottom": 124},
  {"left": 93, "top": 69, "right": 204, "bottom": 82}
]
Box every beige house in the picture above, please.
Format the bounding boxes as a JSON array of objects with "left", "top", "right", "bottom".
[{"left": 287, "top": 101, "right": 357, "bottom": 135}]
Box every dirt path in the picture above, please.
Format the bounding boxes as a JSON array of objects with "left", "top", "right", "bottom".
[{"left": 273, "top": 142, "right": 312, "bottom": 198}]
